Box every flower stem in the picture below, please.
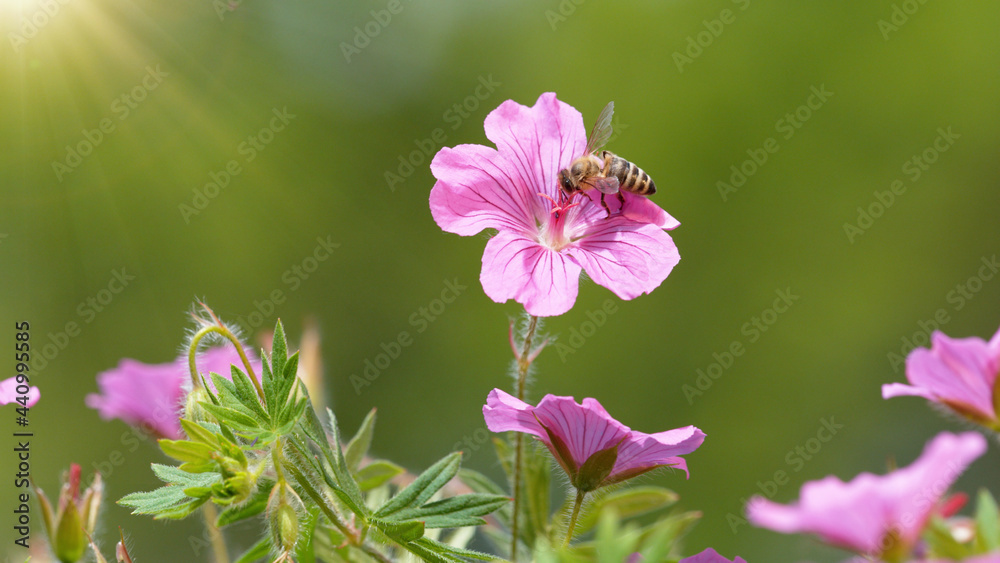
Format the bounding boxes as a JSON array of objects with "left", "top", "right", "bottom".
[
  {"left": 510, "top": 314, "right": 539, "bottom": 563},
  {"left": 201, "top": 503, "right": 230, "bottom": 563},
  {"left": 188, "top": 324, "right": 264, "bottom": 400},
  {"left": 562, "top": 489, "right": 586, "bottom": 548}
]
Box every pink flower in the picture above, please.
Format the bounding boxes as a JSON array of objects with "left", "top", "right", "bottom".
[
  {"left": 483, "top": 389, "right": 704, "bottom": 491},
  {"left": 86, "top": 347, "right": 261, "bottom": 439},
  {"left": 679, "top": 548, "right": 747, "bottom": 563},
  {"left": 429, "top": 93, "right": 680, "bottom": 317},
  {"left": 883, "top": 325, "right": 1000, "bottom": 428},
  {"left": 747, "top": 432, "right": 987, "bottom": 560},
  {"left": 0, "top": 377, "right": 39, "bottom": 407}
]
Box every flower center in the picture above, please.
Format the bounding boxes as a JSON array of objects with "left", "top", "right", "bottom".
[{"left": 536, "top": 192, "right": 578, "bottom": 252}]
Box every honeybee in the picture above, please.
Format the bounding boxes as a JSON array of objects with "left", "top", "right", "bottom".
[{"left": 557, "top": 101, "right": 657, "bottom": 217}]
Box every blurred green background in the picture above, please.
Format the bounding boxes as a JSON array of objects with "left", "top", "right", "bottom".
[{"left": 3, "top": 0, "right": 1000, "bottom": 561}]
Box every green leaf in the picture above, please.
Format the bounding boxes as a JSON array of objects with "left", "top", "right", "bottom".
[
  {"left": 345, "top": 408, "right": 377, "bottom": 472},
  {"left": 229, "top": 365, "right": 269, "bottom": 420},
  {"left": 576, "top": 486, "right": 679, "bottom": 535},
  {"left": 356, "top": 460, "right": 404, "bottom": 492},
  {"left": 210, "top": 372, "right": 240, "bottom": 403},
  {"left": 179, "top": 419, "right": 220, "bottom": 447},
  {"left": 158, "top": 439, "right": 215, "bottom": 464},
  {"left": 458, "top": 468, "right": 511, "bottom": 528},
  {"left": 392, "top": 493, "right": 509, "bottom": 528},
  {"left": 636, "top": 510, "right": 702, "bottom": 561},
  {"left": 200, "top": 403, "right": 262, "bottom": 432},
  {"left": 118, "top": 486, "right": 208, "bottom": 519},
  {"left": 375, "top": 452, "right": 461, "bottom": 518},
  {"left": 522, "top": 443, "right": 551, "bottom": 547},
  {"left": 924, "top": 515, "right": 970, "bottom": 560},
  {"left": 372, "top": 517, "right": 425, "bottom": 543},
  {"left": 324, "top": 407, "right": 366, "bottom": 512},
  {"left": 410, "top": 537, "right": 496, "bottom": 561},
  {"left": 593, "top": 509, "right": 641, "bottom": 563},
  {"left": 150, "top": 464, "right": 221, "bottom": 488},
  {"left": 293, "top": 507, "right": 319, "bottom": 563},
  {"left": 216, "top": 484, "right": 271, "bottom": 527},
  {"left": 493, "top": 436, "right": 513, "bottom": 480},
  {"left": 271, "top": 320, "right": 288, "bottom": 380},
  {"left": 976, "top": 488, "right": 1000, "bottom": 552},
  {"left": 232, "top": 536, "right": 271, "bottom": 563}
]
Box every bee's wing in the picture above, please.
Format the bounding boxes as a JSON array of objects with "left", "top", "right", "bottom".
[
  {"left": 584, "top": 176, "right": 620, "bottom": 194},
  {"left": 584, "top": 101, "right": 614, "bottom": 155}
]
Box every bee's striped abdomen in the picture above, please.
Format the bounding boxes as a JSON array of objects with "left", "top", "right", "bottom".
[{"left": 603, "top": 151, "right": 656, "bottom": 196}]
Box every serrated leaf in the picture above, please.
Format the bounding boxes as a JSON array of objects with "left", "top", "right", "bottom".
[
  {"left": 372, "top": 517, "right": 425, "bottom": 543},
  {"left": 375, "top": 452, "right": 461, "bottom": 518},
  {"left": 324, "top": 407, "right": 366, "bottom": 512},
  {"left": 233, "top": 536, "right": 271, "bottom": 563},
  {"left": 412, "top": 537, "right": 495, "bottom": 561},
  {"left": 179, "top": 419, "right": 220, "bottom": 447},
  {"left": 576, "top": 486, "right": 678, "bottom": 535},
  {"left": 158, "top": 439, "right": 215, "bottom": 463},
  {"left": 356, "top": 460, "right": 404, "bottom": 492},
  {"left": 392, "top": 493, "right": 509, "bottom": 528},
  {"left": 150, "top": 464, "right": 221, "bottom": 488},
  {"left": 282, "top": 350, "right": 299, "bottom": 381},
  {"left": 271, "top": 320, "right": 288, "bottom": 379},
  {"left": 210, "top": 371, "right": 239, "bottom": 401},
  {"left": 118, "top": 485, "right": 208, "bottom": 520},
  {"left": 345, "top": 408, "right": 377, "bottom": 472},
  {"left": 230, "top": 365, "right": 269, "bottom": 420},
  {"left": 976, "top": 488, "right": 1000, "bottom": 552}
]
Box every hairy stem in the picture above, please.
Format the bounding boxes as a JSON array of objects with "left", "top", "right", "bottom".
[
  {"left": 562, "top": 489, "right": 586, "bottom": 548},
  {"left": 188, "top": 324, "right": 264, "bottom": 400},
  {"left": 510, "top": 314, "right": 539, "bottom": 562},
  {"left": 201, "top": 503, "right": 229, "bottom": 563}
]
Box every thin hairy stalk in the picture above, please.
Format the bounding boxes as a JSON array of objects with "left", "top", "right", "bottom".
[
  {"left": 283, "top": 460, "right": 355, "bottom": 541},
  {"left": 510, "top": 314, "right": 539, "bottom": 562},
  {"left": 201, "top": 503, "right": 230, "bottom": 563},
  {"left": 562, "top": 489, "right": 586, "bottom": 548},
  {"left": 188, "top": 324, "right": 264, "bottom": 400},
  {"left": 360, "top": 544, "right": 394, "bottom": 563}
]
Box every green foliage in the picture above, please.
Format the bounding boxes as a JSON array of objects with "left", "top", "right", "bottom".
[{"left": 119, "top": 320, "right": 507, "bottom": 563}]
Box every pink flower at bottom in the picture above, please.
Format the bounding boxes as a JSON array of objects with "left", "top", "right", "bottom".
[
  {"left": 883, "top": 325, "right": 1000, "bottom": 428},
  {"left": 483, "top": 389, "right": 704, "bottom": 491},
  {"left": 429, "top": 93, "right": 680, "bottom": 317},
  {"left": 679, "top": 548, "right": 747, "bottom": 563},
  {"left": 747, "top": 432, "right": 987, "bottom": 560},
  {"left": 86, "top": 347, "right": 261, "bottom": 439},
  {"left": 0, "top": 377, "right": 39, "bottom": 407}
]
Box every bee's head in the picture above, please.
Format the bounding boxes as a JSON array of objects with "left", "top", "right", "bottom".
[{"left": 558, "top": 168, "right": 577, "bottom": 195}]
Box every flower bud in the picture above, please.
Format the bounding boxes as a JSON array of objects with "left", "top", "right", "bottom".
[
  {"left": 34, "top": 464, "right": 103, "bottom": 563},
  {"left": 267, "top": 484, "right": 304, "bottom": 552}
]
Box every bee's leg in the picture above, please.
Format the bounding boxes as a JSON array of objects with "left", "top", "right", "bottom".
[
  {"left": 617, "top": 192, "right": 625, "bottom": 214},
  {"left": 601, "top": 193, "right": 612, "bottom": 219}
]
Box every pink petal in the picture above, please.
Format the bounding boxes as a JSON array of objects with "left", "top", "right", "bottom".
[
  {"left": 483, "top": 92, "right": 586, "bottom": 202},
  {"left": 480, "top": 231, "right": 582, "bottom": 317},
  {"left": 578, "top": 190, "right": 681, "bottom": 230},
  {"left": 0, "top": 377, "right": 39, "bottom": 407},
  {"left": 429, "top": 144, "right": 538, "bottom": 237},
  {"left": 86, "top": 358, "right": 186, "bottom": 439},
  {"left": 748, "top": 432, "right": 986, "bottom": 556},
  {"left": 679, "top": 548, "right": 747, "bottom": 563},
  {"left": 567, "top": 221, "right": 680, "bottom": 301},
  {"left": 482, "top": 388, "right": 546, "bottom": 440},
  {"left": 532, "top": 395, "right": 631, "bottom": 468},
  {"left": 904, "top": 332, "right": 996, "bottom": 418},
  {"left": 881, "top": 382, "right": 935, "bottom": 400},
  {"left": 613, "top": 426, "right": 706, "bottom": 479}
]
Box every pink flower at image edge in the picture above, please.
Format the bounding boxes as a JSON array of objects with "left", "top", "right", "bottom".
[
  {"left": 86, "top": 346, "right": 261, "bottom": 439},
  {"left": 483, "top": 388, "right": 704, "bottom": 490},
  {"left": 0, "top": 377, "right": 39, "bottom": 407},
  {"left": 747, "top": 431, "right": 987, "bottom": 559},
  {"left": 679, "top": 548, "right": 747, "bottom": 563},
  {"left": 429, "top": 92, "right": 680, "bottom": 317},
  {"left": 883, "top": 325, "right": 1000, "bottom": 427}
]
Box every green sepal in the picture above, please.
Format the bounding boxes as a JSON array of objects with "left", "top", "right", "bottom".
[
  {"left": 572, "top": 441, "right": 619, "bottom": 492},
  {"left": 975, "top": 488, "right": 1000, "bottom": 552},
  {"left": 575, "top": 486, "right": 678, "bottom": 535},
  {"left": 293, "top": 506, "right": 319, "bottom": 563},
  {"left": 53, "top": 498, "right": 85, "bottom": 563},
  {"left": 215, "top": 479, "right": 274, "bottom": 527},
  {"left": 375, "top": 452, "right": 461, "bottom": 518},
  {"left": 345, "top": 408, "right": 377, "bottom": 472},
  {"left": 356, "top": 460, "right": 404, "bottom": 492}
]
